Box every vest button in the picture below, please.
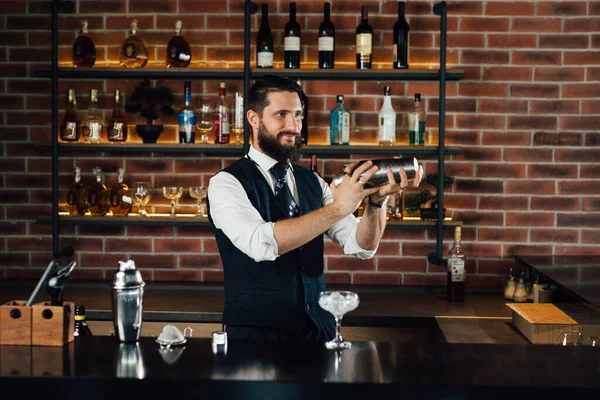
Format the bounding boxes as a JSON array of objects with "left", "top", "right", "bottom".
[{"left": 306, "top": 304, "right": 311, "bottom": 310}]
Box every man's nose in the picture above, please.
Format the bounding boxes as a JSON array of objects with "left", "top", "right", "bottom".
[{"left": 285, "top": 114, "right": 301, "bottom": 132}]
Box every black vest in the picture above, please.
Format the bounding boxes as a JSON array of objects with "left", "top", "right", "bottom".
[{"left": 209, "top": 157, "right": 333, "bottom": 334}]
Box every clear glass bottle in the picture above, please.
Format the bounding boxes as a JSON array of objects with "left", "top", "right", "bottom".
[
  {"left": 60, "top": 89, "right": 79, "bottom": 142},
  {"left": 355, "top": 6, "right": 373, "bottom": 69},
  {"left": 447, "top": 226, "right": 466, "bottom": 302},
  {"left": 87, "top": 166, "right": 110, "bottom": 216},
  {"left": 378, "top": 86, "right": 396, "bottom": 146},
  {"left": 81, "top": 89, "right": 103, "bottom": 144},
  {"left": 109, "top": 168, "right": 133, "bottom": 217},
  {"left": 74, "top": 304, "right": 93, "bottom": 336},
  {"left": 256, "top": 3, "right": 274, "bottom": 68},
  {"left": 119, "top": 20, "right": 149, "bottom": 68},
  {"left": 408, "top": 93, "right": 425, "bottom": 146},
  {"left": 179, "top": 81, "right": 196, "bottom": 144},
  {"left": 166, "top": 20, "right": 191, "bottom": 68},
  {"left": 66, "top": 166, "right": 87, "bottom": 216},
  {"left": 393, "top": 1, "right": 409, "bottom": 69},
  {"left": 284, "top": 2, "right": 301, "bottom": 69},
  {"left": 330, "top": 95, "right": 350, "bottom": 145},
  {"left": 72, "top": 20, "right": 96, "bottom": 68},
  {"left": 232, "top": 92, "right": 244, "bottom": 144},
  {"left": 107, "top": 89, "right": 127, "bottom": 143},
  {"left": 213, "top": 82, "right": 231, "bottom": 144}
]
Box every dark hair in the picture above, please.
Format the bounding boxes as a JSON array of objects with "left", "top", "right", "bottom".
[{"left": 248, "top": 75, "right": 303, "bottom": 116}]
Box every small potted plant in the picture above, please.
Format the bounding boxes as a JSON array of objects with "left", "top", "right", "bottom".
[
  {"left": 403, "top": 173, "right": 455, "bottom": 220},
  {"left": 125, "top": 79, "right": 176, "bottom": 143}
]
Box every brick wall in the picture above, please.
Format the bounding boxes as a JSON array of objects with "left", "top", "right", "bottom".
[{"left": 1, "top": 0, "right": 599, "bottom": 289}]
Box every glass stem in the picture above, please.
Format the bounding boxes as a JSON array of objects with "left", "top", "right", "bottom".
[
  {"left": 335, "top": 316, "right": 342, "bottom": 342},
  {"left": 171, "top": 199, "right": 176, "bottom": 216},
  {"left": 197, "top": 199, "right": 202, "bottom": 215}
]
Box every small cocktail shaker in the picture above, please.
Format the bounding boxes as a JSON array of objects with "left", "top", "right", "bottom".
[
  {"left": 333, "top": 158, "right": 419, "bottom": 188},
  {"left": 112, "top": 260, "right": 145, "bottom": 342}
]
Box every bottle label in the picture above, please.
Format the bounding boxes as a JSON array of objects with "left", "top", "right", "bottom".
[
  {"left": 82, "top": 122, "right": 102, "bottom": 141},
  {"left": 257, "top": 51, "right": 274, "bottom": 67},
  {"left": 122, "top": 195, "right": 132, "bottom": 204},
  {"left": 234, "top": 94, "right": 244, "bottom": 129},
  {"left": 393, "top": 45, "right": 397, "bottom": 62},
  {"left": 319, "top": 37, "right": 334, "bottom": 51},
  {"left": 284, "top": 36, "right": 300, "bottom": 51},
  {"left": 179, "top": 110, "right": 196, "bottom": 135},
  {"left": 108, "top": 122, "right": 124, "bottom": 140},
  {"left": 110, "top": 191, "right": 120, "bottom": 207},
  {"left": 356, "top": 33, "right": 372, "bottom": 55},
  {"left": 379, "top": 116, "right": 395, "bottom": 141},
  {"left": 62, "top": 122, "right": 77, "bottom": 140},
  {"left": 448, "top": 259, "right": 465, "bottom": 282},
  {"left": 341, "top": 112, "right": 350, "bottom": 143},
  {"left": 124, "top": 43, "right": 137, "bottom": 59}
]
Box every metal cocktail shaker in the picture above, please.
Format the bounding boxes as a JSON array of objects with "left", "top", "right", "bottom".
[
  {"left": 112, "top": 260, "right": 145, "bottom": 342},
  {"left": 333, "top": 157, "right": 420, "bottom": 188}
]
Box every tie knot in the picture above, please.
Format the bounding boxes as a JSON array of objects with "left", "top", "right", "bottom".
[{"left": 270, "top": 162, "right": 289, "bottom": 180}]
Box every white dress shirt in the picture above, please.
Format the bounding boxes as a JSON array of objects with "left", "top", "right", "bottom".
[{"left": 208, "top": 145, "right": 376, "bottom": 262}]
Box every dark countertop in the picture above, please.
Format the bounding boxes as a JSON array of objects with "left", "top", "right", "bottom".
[{"left": 1, "top": 336, "right": 599, "bottom": 399}]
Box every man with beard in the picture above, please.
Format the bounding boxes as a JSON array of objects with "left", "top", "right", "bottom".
[{"left": 208, "top": 75, "right": 423, "bottom": 340}]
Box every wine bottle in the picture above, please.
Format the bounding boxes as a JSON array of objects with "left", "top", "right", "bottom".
[
  {"left": 179, "top": 81, "right": 196, "bottom": 144},
  {"left": 109, "top": 168, "right": 133, "bottom": 217},
  {"left": 355, "top": 6, "right": 373, "bottom": 69},
  {"left": 310, "top": 155, "right": 320, "bottom": 176},
  {"left": 119, "top": 20, "right": 149, "bottom": 68},
  {"left": 213, "top": 82, "right": 231, "bottom": 144},
  {"left": 378, "top": 86, "right": 396, "bottom": 146},
  {"left": 408, "top": 93, "right": 425, "bottom": 146},
  {"left": 284, "top": 2, "right": 301, "bottom": 69},
  {"left": 74, "top": 304, "right": 93, "bottom": 336},
  {"left": 87, "top": 166, "right": 110, "bottom": 216},
  {"left": 330, "top": 95, "right": 350, "bottom": 145},
  {"left": 107, "top": 89, "right": 127, "bottom": 142},
  {"left": 256, "top": 3, "right": 274, "bottom": 68},
  {"left": 81, "top": 89, "right": 103, "bottom": 144},
  {"left": 60, "top": 89, "right": 79, "bottom": 142},
  {"left": 318, "top": 2, "right": 335, "bottom": 69},
  {"left": 72, "top": 20, "right": 96, "bottom": 68},
  {"left": 297, "top": 79, "right": 309, "bottom": 144},
  {"left": 166, "top": 20, "right": 192, "bottom": 68},
  {"left": 447, "top": 227, "right": 466, "bottom": 302},
  {"left": 66, "top": 166, "right": 87, "bottom": 216},
  {"left": 393, "top": 1, "right": 410, "bottom": 69}
]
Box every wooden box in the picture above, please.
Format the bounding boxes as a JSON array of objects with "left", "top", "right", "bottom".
[
  {"left": 0, "top": 300, "right": 32, "bottom": 346},
  {"left": 31, "top": 302, "right": 75, "bottom": 347}
]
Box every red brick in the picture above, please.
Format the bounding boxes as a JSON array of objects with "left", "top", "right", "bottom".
[
  {"left": 506, "top": 212, "right": 555, "bottom": 227},
  {"left": 485, "top": 2, "right": 535, "bottom": 16},
  {"left": 0, "top": 221, "right": 26, "bottom": 235},
  {"left": 78, "top": 225, "right": 125, "bottom": 237},
  {"left": 531, "top": 228, "right": 579, "bottom": 243},
  {"left": 478, "top": 259, "right": 519, "bottom": 275},
  {"left": 482, "top": 66, "right": 532, "bottom": 81},
  {"left": 403, "top": 273, "right": 445, "bottom": 287},
  {"left": 79, "top": 0, "right": 124, "bottom": 13},
  {"left": 479, "top": 228, "right": 527, "bottom": 242},
  {"left": 461, "top": 50, "right": 509, "bottom": 65},
  {"left": 539, "top": 1, "right": 587, "bottom": 16},
  {"left": 177, "top": 226, "right": 213, "bottom": 238},
  {"left": 482, "top": 131, "right": 531, "bottom": 146},
  {"left": 530, "top": 100, "right": 579, "bottom": 115},
  {"left": 58, "top": 16, "right": 104, "bottom": 31},
  {"left": 540, "top": 35, "right": 589, "bottom": 49},
  {"left": 505, "top": 244, "right": 554, "bottom": 256},
  {"left": 460, "top": 17, "right": 509, "bottom": 32},
  {"left": 582, "top": 231, "right": 600, "bottom": 244},
  {"left": 583, "top": 198, "right": 600, "bottom": 211},
  {"left": 479, "top": 99, "right": 527, "bottom": 114},
  {"left": 456, "top": 147, "right": 502, "bottom": 162},
  {"left": 179, "top": 255, "right": 222, "bottom": 269},
  {"left": 514, "top": 50, "right": 561, "bottom": 65},
  {"left": 528, "top": 164, "right": 578, "bottom": 180},
  {"left": 558, "top": 214, "right": 600, "bottom": 228},
  {"left": 456, "top": 211, "right": 503, "bottom": 226},
  {"left": 504, "top": 148, "right": 552, "bottom": 162},
  {"left": 327, "top": 257, "right": 375, "bottom": 271},
  {"left": 560, "top": 116, "right": 600, "bottom": 130},
  {"left": 381, "top": 230, "right": 426, "bottom": 241},
  {"left": 353, "top": 273, "right": 401, "bottom": 285},
  {"left": 477, "top": 163, "right": 526, "bottom": 178},
  {"left": 585, "top": 133, "right": 600, "bottom": 146},
  {"left": 582, "top": 100, "right": 600, "bottom": 114},
  {"left": 8, "top": 80, "right": 51, "bottom": 94},
  {"left": 5, "top": 268, "right": 45, "bottom": 279},
  {"left": 444, "top": 33, "right": 485, "bottom": 48},
  {"left": 0, "top": 252, "right": 29, "bottom": 267},
  {"left": 566, "top": 51, "right": 600, "bottom": 65},
  {"left": 104, "top": 239, "right": 152, "bottom": 253},
  {"left": 556, "top": 246, "right": 600, "bottom": 256},
  {"left": 324, "top": 273, "right": 351, "bottom": 285},
  {"left": 508, "top": 116, "right": 556, "bottom": 130},
  {"left": 128, "top": 0, "right": 176, "bottom": 13},
  {"left": 581, "top": 165, "right": 600, "bottom": 179},
  {"left": 559, "top": 181, "right": 600, "bottom": 195},
  {"left": 445, "top": 131, "right": 479, "bottom": 146},
  {"left": 563, "top": 84, "right": 600, "bottom": 100},
  {"left": 506, "top": 180, "right": 555, "bottom": 195},
  {"left": 556, "top": 148, "right": 600, "bottom": 162},
  {"left": 154, "top": 270, "right": 203, "bottom": 282},
  {"left": 479, "top": 196, "right": 528, "bottom": 210},
  {"left": 79, "top": 253, "right": 123, "bottom": 269},
  {"left": 0, "top": 65, "right": 27, "bottom": 78},
  {"left": 155, "top": 238, "right": 202, "bottom": 253},
  {"left": 202, "top": 270, "right": 224, "bottom": 282},
  {"left": 512, "top": 18, "right": 561, "bottom": 32},
  {"left": 510, "top": 84, "right": 559, "bottom": 98},
  {"left": 531, "top": 197, "right": 580, "bottom": 211},
  {"left": 7, "top": 16, "right": 50, "bottom": 30},
  {"left": 377, "top": 257, "right": 426, "bottom": 273},
  {"left": 456, "top": 115, "right": 505, "bottom": 130},
  {"left": 564, "top": 18, "right": 600, "bottom": 32},
  {"left": 69, "top": 269, "right": 107, "bottom": 281},
  {"left": 488, "top": 34, "right": 536, "bottom": 48}
]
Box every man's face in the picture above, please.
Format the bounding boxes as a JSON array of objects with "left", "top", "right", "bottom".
[{"left": 254, "top": 91, "right": 303, "bottom": 162}]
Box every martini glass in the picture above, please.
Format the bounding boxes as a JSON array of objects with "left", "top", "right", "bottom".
[
  {"left": 162, "top": 186, "right": 183, "bottom": 216},
  {"left": 318, "top": 291, "right": 359, "bottom": 350},
  {"left": 189, "top": 186, "right": 207, "bottom": 217},
  {"left": 132, "top": 181, "right": 151, "bottom": 217}
]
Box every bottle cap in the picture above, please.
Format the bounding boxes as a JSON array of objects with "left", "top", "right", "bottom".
[
  {"left": 220, "top": 82, "right": 226, "bottom": 89},
  {"left": 384, "top": 86, "right": 391, "bottom": 95},
  {"left": 337, "top": 95, "right": 344, "bottom": 102}
]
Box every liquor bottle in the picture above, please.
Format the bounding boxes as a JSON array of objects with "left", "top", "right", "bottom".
[
  {"left": 256, "top": 3, "right": 274, "bottom": 68},
  {"left": 166, "top": 20, "right": 192, "bottom": 68},
  {"left": 66, "top": 166, "right": 87, "bottom": 216},
  {"left": 378, "top": 86, "right": 396, "bottom": 146},
  {"left": 109, "top": 168, "right": 133, "bottom": 217},
  {"left": 355, "top": 6, "right": 373, "bottom": 69},
  {"left": 297, "top": 79, "right": 309, "bottom": 144},
  {"left": 179, "top": 81, "right": 196, "bottom": 144},
  {"left": 318, "top": 2, "right": 335, "bottom": 69},
  {"left": 213, "top": 82, "right": 231, "bottom": 144},
  {"left": 447, "top": 227, "right": 466, "bottom": 302},
  {"left": 408, "top": 93, "right": 425, "bottom": 146},
  {"left": 232, "top": 92, "right": 244, "bottom": 144},
  {"left": 87, "top": 166, "right": 110, "bottom": 216},
  {"left": 72, "top": 20, "right": 96, "bottom": 68},
  {"left": 284, "top": 2, "right": 301, "bottom": 69},
  {"left": 330, "top": 95, "right": 350, "bottom": 145},
  {"left": 60, "top": 89, "right": 79, "bottom": 142},
  {"left": 119, "top": 20, "right": 149, "bottom": 68},
  {"left": 107, "top": 89, "right": 127, "bottom": 143},
  {"left": 393, "top": 1, "right": 410, "bottom": 69},
  {"left": 74, "top": 304, "right": 93, "bottom": 336},
  {"left": 310, "top": 155, "right": 320, "bottom": 176},
  {"left": 81, "top": 89, "right": 103, "bottom": 144}
]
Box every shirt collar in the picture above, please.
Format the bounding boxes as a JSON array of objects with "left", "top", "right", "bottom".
[{"left": 247, "top": 145, "right": 293, "bottom": 172}]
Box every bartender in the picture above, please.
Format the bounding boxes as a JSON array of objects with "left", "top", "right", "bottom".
[{"left": 208, "top": 75, "right": 423, "bottom": 340}]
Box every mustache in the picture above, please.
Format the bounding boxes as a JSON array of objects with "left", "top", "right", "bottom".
[{"left": 277, "top": 131, "right": 300, "bottom": 139}]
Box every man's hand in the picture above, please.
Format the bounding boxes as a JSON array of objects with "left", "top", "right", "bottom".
[
  {"left": 370, "top": 163, "right": 424, "bottom": 203},
  {"left": 330, "top": 161, "right": 380, "bottom": 216}
]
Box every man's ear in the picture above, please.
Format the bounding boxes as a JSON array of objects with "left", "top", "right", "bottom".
[{"left": 247, "top": 109, "right": 259, "bottom": 131}]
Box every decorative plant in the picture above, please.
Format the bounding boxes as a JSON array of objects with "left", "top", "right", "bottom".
[
  {"left": 125, "top": 79, "right": 176, "bottom": 126},
  {"left": 404, "top": 173, "right": 455, "bottom": 213}
]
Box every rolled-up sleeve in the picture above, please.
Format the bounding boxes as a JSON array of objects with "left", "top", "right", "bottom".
[{"left": 208, "top": 172, "right": 280, "bottom": 262}]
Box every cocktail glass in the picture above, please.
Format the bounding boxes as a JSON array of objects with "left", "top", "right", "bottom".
[
  {"left": 189, "top": 186, "right": 207, "bottom": 217},
  {"left": 556, "top": 329, "right": 584, "bottom": 346},
  {"left": 318, "top": 291, "right": 359, "bottom": 350},
  {"left": 162, "top": 186, "right": 183, "bottom": 216},
  {"left": 196, "top": 98, "right": 213, "bottom": 144},
  {"left": 132, "top": 181, "right": 151, "bottom": 217}
]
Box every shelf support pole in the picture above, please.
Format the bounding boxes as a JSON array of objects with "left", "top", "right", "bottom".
[
  {"left": 243, "top": 1, "right": 259, "bottom": 155},
  {"left": 51, "top": 0, "right": 60, "bottom": 258}
]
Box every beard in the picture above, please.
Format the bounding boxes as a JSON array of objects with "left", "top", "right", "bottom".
[{"left": 257, "top": 121, "right": 303, "bottom": 162}]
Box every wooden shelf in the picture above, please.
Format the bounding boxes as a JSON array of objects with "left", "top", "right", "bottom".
[
  {"left": 36, "top": 67, "right": 464, "bottom": 82},
  {"left": 301, "top": 145, "right": 463, "bottom": 156},
  {"left": 36, "top": 216, "right": 461, "bottom": 230}
]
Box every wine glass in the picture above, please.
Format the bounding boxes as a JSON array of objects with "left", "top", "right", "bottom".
[
  {"left": 189, "top": 186, "right": 208, "bottom": 217},
  {"left": 162, "top": 186, "right": 183, "bottom": 216},
  {"left": 132, "top": 181, "right": 151, "bottom": 217},
  {"left": 318, "top": 291, "right": 359, "bottom": 350},
  {"left": 584, "top": 336, "right": 600, "bottom": 347},
  {"left": 556, "top": 329, "right": 584, "bottom": 346},
  {"left": 196, "top": 98, "right": 214, "bottom": 144}
]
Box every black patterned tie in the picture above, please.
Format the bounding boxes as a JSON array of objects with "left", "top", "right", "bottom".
[{"left": 270, "top": 162, "right": 299, "bottom": 218}]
